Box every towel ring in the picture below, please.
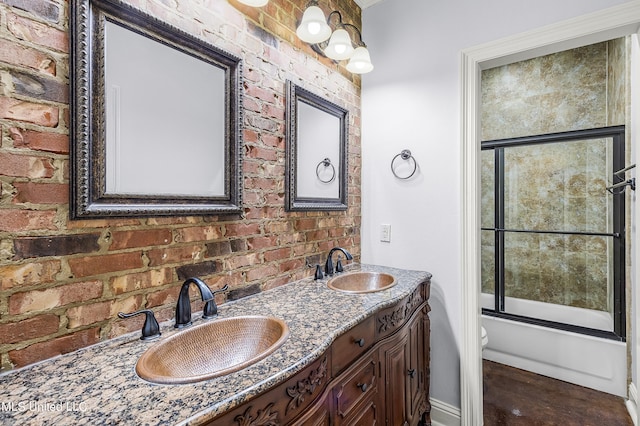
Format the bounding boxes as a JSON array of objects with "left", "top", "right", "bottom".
[
  {"left": 391, "top": 149, "right": 417, "bottom": 179},
  {"left": 316, "top": 158, "right": 336, "bottom": 183}
]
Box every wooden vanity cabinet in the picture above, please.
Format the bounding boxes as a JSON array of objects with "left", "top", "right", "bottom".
[{"left": 207, "top": 280, "right": 431, "bottom": 426}]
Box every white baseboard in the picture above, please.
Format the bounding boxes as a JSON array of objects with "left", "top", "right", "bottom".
[
  {"left": 627, "top": 383, "right": 638, "bottom": 426},
  {"left": 430, "top": 398, "right": 461, "bottom": 426}
]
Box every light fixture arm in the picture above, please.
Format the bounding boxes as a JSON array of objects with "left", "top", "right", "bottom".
[{"left": 309, "top": 9, "right": 365, "bottom": 55}]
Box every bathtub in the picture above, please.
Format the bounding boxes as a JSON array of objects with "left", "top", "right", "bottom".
[{"left": 481, "top": 293, "right": 627, "bottom": 397}]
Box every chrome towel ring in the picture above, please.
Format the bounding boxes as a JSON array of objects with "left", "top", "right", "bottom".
[
  {"left": 391, "top": 149, "right": 417, "bottom": 179},
  {"left": 316, "top": 158, "right": 336, "bottom": 183}
]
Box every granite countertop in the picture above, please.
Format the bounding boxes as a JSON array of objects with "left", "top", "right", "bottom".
[{"left": 0, "top": 263, "right": 431, "bottom": 425}]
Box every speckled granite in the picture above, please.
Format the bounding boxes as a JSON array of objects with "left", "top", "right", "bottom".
[{"left": 0, "top": 264, "right": 431, "bottom": 426}]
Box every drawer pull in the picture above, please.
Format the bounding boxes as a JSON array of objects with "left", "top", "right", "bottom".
[
  {"left": 354, "top": 338, "right": 365, "bottom": 347},
  {"left": 408, "top": 369, "right": 416, "bottom": 378},
  {"left": 356, "top": 383, "right": 368, "bottom": 392}
]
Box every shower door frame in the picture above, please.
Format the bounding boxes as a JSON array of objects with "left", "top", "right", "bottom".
[{"left": 481, "top": 126, "right": 626, "bottom": 341}]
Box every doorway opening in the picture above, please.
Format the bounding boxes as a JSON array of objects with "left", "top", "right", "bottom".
[{"left": 460, "top": 3, "right": 640, "bottom": 424}]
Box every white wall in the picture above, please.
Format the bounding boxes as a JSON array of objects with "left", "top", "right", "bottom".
[{"left": 360, "top": 0, "right": 632, "bottom": 408}]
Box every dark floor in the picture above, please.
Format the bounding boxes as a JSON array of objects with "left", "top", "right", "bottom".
[{"left": 483, "top": 360, "right": 633, "bottom": 426}]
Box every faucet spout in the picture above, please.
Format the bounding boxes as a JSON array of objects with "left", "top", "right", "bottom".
[
  {"left": 325, "top": 247, "right": 353, "bottom": 276},
  {"left": 175, "top": 277, "right": 217, "bottom": 329}
]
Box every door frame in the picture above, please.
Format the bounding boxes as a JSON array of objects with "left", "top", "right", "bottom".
[{"left": 460, "top": 2, "right": 640, "bottom": 423}]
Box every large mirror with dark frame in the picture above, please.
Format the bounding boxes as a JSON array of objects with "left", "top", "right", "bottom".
[
  {"left": 70, "top": 0, "right": 242, "bottom": 218},
  {"left": 285, "top": 81, "right": 348, "bottom": 211}
]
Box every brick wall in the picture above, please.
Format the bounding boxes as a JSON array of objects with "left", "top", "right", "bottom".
[{"left": 0, "top": 0, "right": 362, "bottom": 370}]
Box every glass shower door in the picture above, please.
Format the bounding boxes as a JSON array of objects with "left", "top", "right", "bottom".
[{"left": 481, "top": 127, "right": 625, "bottom": 340}]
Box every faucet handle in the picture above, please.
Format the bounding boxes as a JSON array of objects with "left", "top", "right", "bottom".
[
  {"left": 314, "top": 264, "right": 324, "bottom": 280},
  {"left": 118, "top": 309, "right": 161, "bottom": 341},
  {"left": 336, "top": 255, "right": 344, "bottom": 273},
  {"left": 202, "top": 284, "right": 229, "bottom": 319}
]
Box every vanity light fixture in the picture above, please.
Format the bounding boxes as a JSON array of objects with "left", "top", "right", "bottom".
[
  {"left": 236, "top": 0, "right": 269, "bottom": 7},
  {"left": 296, "top": 2, "right": 374, "bottom": 74}
]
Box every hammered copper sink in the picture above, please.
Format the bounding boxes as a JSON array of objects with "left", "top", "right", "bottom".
[
  {"left": 327, "top": 271, "right": 397, "bottom": 293},
  {"left": 135, "top": 316, "right": 289, "bottom": 385}
]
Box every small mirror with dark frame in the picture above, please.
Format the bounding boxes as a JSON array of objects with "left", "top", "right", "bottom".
[
  {"left": 285, "top": 81, "right": 348, "bottom": 211},
  {"left": 70, "top": 0, "right": 243, "bottom": 218}
]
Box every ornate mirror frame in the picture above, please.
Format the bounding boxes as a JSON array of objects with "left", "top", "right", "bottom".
[
  {"left": 70, "top": 0, "right": 243, "bottom": 218},
  {"left": 285, "top": 81, "right": 348, "bottom": 211}
]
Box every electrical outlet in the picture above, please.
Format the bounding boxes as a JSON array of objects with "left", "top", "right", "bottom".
[{"left": 380, "top": 224, "right": 391, "bottom": 242}]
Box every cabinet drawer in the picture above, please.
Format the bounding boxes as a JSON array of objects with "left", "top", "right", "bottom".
[
  {"left": 332, "top": 315, "right": 375, "bottom": 375},
  {"left": 333, "top": 351, "right": 379, "bottom": 422}
]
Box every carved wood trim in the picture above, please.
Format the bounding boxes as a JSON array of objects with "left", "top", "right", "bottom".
[
  {"left": 234, "top": 403, "right": 279, "bottom": 426},
  {"left": 285, "top": 357, "right": 328, "bottom": 415},
  {"left": 378, "top": 288, "right": 424, "bottom": 334}
]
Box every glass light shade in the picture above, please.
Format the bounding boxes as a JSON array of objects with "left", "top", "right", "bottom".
[
  {"left": 296, "top": 6, "right": 332, "bottom": 43},
  {"left": 346, "top": 46, "right": 374, "bottom": 73},
  {"left": 236, "top": 0, "right": 269, "bottom": 6},
  {"left": 324, "top": 28, "right": 354, "bottom": 60}
]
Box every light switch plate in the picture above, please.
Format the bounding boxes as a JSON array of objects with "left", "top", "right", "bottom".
[{"left": 380, "top": 224, "right": 391, "bottom": 242}]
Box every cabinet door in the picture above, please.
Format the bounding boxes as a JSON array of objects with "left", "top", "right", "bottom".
[
  {"left": 382, "top": 335, "right": 408, "bottom": 426},
  {"left": 407, "top": 312, "right": 425, "bottom": 424}
]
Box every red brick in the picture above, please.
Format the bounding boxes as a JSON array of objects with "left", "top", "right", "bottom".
[
  {"left": 13, "top": 234, "right": 100, "bottom": 259},
  {"left": 245, "top": 264, "right": 278, "bottom": 282},
  {"left": 110, "top": 268, "right": 174, "bottom": 295},
  {"left": 9, "top": 128, "right": 69, "bottom": 154},
  {"left": 66, "top": 301, "right": 111, "bottom": 328},
  {"left": 247, "top": 235, "right": 278, "bottom": 250},
  {"left": 66, "top": 217, "right": 141, "bottom": 230},
  {"left": 262, "top": 103, "right": 285, "bottom": 120},
  {"left": 68, "top": 252, "right": 144, "bottom": 278},
  {"left": 0, "top": 260, "right": 61, "bottom": 290},
  {"left": 243, "top": 129, "right": 259, "bottom": 143},
  {"left": 12, "top": 182, "right": 68, "bottom": 204},
  {"left": 279, "top": 258, "right": 304, "bottom": 273},
  {"left": 0, "top": 39, "right": 56, "bottom": 75},
  {"left": 261, "top": 133, "right": 283, "bottom": 148},
  {"left": 109, "top": 229, "right": 172, "bottom": 250},
  {"left": 262, "top": 275, "right": 291, "bottom": 291},
  {"left": 244, "top": 97, "right": 261, "bottom": 113},
  {"left": 7, "top": 12, "right": 69, "bottom": 53},
  {"left": 9, "top": 328, "right": 101, "bottom": 368},
  {"left": 9, "top": 280, "right": 103, "bottom": 314},
  {"left": 246, "top": 145, "right": 278, "bottom": 161},
  {"left": 225, "top": 253, "right": 259, "bottom": 269},
  {"left": 0, "top": 209, "right": 57, "bottom": 232},
  {"left": 225, "top": 222, "right": 261, "bottom": 237},
  {"left": 263, "top": 247, "right": 291, "bottom": 262},
  {"left": 0, "top": 96, "right": 58, "bottom": 127},
  {"left": 294, "top": 218, "right": 318, "bottom": 231},
  {"left": 146, "top": 287, "right": 180, "bottom": 309},
  {"left": 306, "top": 229, "right": 329, "bottom": 241},
  {"left": 175, "top": 225, "right": 223, "bottom": 242},
  {"left": 0, "top": 314, "right": 59, "bottom": 344},
  {"left": 147, "top": 244, "right": 205, "bottom": 267},
  {"left": 245, "top": 84, "right": 276, "bottom": 103},
  {"left": 0, "top": 151, "right": 55, "bottom": 178}
]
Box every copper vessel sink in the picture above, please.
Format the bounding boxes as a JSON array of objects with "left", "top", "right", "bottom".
[
  {"left": 136, "top": 315, "right": 289, "bottom": 384},
  {"left": 327, "top": 272, "right": 397, "bottom": 294}
]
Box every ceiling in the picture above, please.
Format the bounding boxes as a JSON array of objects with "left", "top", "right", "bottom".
[{"left": 355, "top": 0, "right": 385, "bottom": 9}]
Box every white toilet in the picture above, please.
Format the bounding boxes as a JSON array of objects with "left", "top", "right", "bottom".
[{"left": 481, "top": 326, "right": 488, "bottom": 352}]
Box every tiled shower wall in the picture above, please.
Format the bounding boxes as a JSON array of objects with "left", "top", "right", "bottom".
[
  {"left": 480, "top": 39, "right": 629, "bottom": 311},
  {"left": 0, "top": 0, "right": 362, "bottom": 370}
]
